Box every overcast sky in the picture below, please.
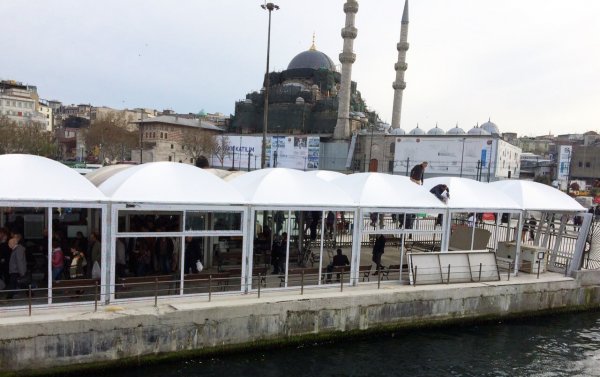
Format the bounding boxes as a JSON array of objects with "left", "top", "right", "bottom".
[{"left": 2, "top": 0, "right": 599, "bottom": 136}]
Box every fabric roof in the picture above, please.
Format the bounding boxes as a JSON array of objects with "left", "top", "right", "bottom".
[
  {"left": 0, "top": 154, "right": 106, "bottom": 203},
  {"left": 85, "top": 164, "right": 134, "bottom": 187},
  {"left": 332, "top": 173, "right": 446, "bottom": 210},
  {"left": 223, "top": 171, "right": 247, "bottom": 182},
  {"left": 423, "top": 177, "right": 520, "bottom": 211},
  {"left": 490, "top": 180, "right": 585, "bottom": 212},
  {"left": 204, "top": 168, "right": 233, "bottom": 179},
  {"left": 305, "top": 170, "right": 346, "bottom": 182},
  {"left": 227, "top": 168, "right": 354, "bottom": 207},
  {"left": 98, "top": 162, "right": 246, "bottom": 205}
]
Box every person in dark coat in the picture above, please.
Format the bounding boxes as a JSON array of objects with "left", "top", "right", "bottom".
[
  {"left": 429, "top": 184, "right": 450, "bottom": 226},
  {"left": 372, "top": 234, "right": 386, "bottom": 273},
  {"left": 410, "top": 162, "right": 428, "bottom": 185}
]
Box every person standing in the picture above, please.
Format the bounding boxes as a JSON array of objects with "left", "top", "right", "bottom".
[
  {"left": 51, "top": 239, "right": 64, "bottom": 281},
  {"left": 410, "top": 161, "right": 428, "bottom": 185},
  {"left": 372, "top": 234, "right": 386, "bottom": 274},
  {"left": 7, "top": 237, "right": 27, "bottom": 299},
  {"left": 88, "top": 232, "right": 101, "bottom": 278},
  {"left": 0, "top": 228, "right": 10, "bottom": 284}
]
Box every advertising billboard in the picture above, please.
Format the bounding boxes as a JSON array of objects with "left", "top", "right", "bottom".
[
  {"left": 211, "top": 135, "right": 320, "bottom": 170},
  {"left": 557, "top": 145, "right": 571, "bottom": 180}
]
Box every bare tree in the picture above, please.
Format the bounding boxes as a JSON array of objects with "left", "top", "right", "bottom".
[
  {"left": 181, "top": 128, "right": 218, "bottom": 165},
  {"left": 84, "top": 112, "right": 138, "bottom": 163},
  {"left": 0, "top": 116, "right": 57, "bottom": 157},
  {"left": 213, "top": 135, "right": 232, "bottom": 168}
]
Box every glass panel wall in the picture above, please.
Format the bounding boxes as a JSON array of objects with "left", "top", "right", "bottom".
[
  {"left": 114, "top": 208, "right": 244, "bottom": 299},
  {"left": 0, "top": 206, "right": 103, "bottom": 306}
]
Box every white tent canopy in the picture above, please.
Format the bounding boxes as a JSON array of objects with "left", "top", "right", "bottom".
[
  {"left": 85, "top": 164, "right": 134, "bottom": 187},
  {"left": 98, "top": 162, "right": 246, "bottom": 205},
  {"left": 423, "top": 177, "right": 520, "bottom": 211},
  {"left": 204, "top": 168, "right": 234, "bottom": 179},
  {"left": 490, "top": 180, "right": 585, "bottom": 212},
  {"left": 305, "top": 170, "right": 346, "bottom": 182},
  {"left": 332, "top": 172, "right": 446, "bottom": 210},
  {"left": 0, "top": 154, "right": 106, "bottom": 203},
  {"left": 223, "top": 170, "right": 247, "bottom": 182},
  {"left": 228, "top": 168, "right": 354, "bottom": 207}
]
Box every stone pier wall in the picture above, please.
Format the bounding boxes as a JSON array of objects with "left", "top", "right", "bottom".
[{"left": 1, "top": 272, "right": 599, "bottom": 375}]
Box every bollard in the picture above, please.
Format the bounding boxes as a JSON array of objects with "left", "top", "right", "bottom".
[
  {"left": 507, "top": 263, "right": 511, "bottom": 281},
  {"left": 447, "top": 264, "right": 451, "bottom": 284},
  {"left": 301, "top": 270, "right": 304, "bottom": 295},
  {"left": 377, "top": 267, "right": 381, "bottom": 289},
  {"left": 537, "top": 259, "right": 541, "bottom": 279},
  {"left": 154, "top": 277, "right": 158, "bottom": 307},
  {"left": 94, "top": 281, "right": 98, "bottom": 312},
  {"left": 478, "top": 263, "right": 482, "bottom": 282},
  {"left": 414, "top": 266, "right": 418, "bottom": 286},
  {"left": 208, "top": 275, "right": 212, "bottom": 302},
  {"left": 340, "top": 270, "right": 344, "bottom": 292},
  {"left": 28, "top": 285, "right": 32, "bottom": 317},
  {"left": 257, "top": 273, "right": 261, "bottom": 299}
]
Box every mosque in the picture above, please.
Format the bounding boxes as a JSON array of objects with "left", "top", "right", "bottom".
[{"left": 226, "top": 0, "right": 521, "bottom": 179}]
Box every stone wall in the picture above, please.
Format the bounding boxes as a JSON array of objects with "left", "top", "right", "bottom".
[{"left": 1, "top": 273, "right": 599, "bottom": 375}]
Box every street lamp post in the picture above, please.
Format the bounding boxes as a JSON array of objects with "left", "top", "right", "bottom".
[
  {"left": 459, "top": 137, "right": 466, "bottom": 177},
  {"left": 260, "top": 2, "right": 279, "bottom": 169}
]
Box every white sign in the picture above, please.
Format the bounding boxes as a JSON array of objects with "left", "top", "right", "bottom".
[{"left": 557, "top": 145, "right": 571, "bottom": 180}]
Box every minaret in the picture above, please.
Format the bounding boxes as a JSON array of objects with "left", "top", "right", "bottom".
[
  {"left": 391, "top": 0, "right": 409, "bottom": 130},
  {"left": 333, "top": 0, "right": 358, "bottom": 140}
]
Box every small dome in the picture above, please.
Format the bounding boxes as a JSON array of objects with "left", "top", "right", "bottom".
[
  {"left": 480, "top": 119, "right": 500, "bottom": 135},
  {"left": 447, "top": 125, "right": 466, "bottom": 135},
  {"left": 288, "top": 49, "right": 336, "bottom": 71},
  {"left": 427, "top": 125, "right": 446, "bottom": 135},
  {"left": 468, "top": 125, "right": 490, "bottom": 135},
  {"left": 389, "top": 128, "right": 406, "bottom": 135},
  {"left": 295, "top": 97, "right": 305, "bottom": 104},
  {"left": 409, "top": 125, "right": 425, "bottom": 135}
]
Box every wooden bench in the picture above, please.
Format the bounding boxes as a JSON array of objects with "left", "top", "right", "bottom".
[
  {"left": 358, "top": 265, "right": 372, "bottom": 282},
  {"left": 216, "top": 251, "right": 244, "bottom": 270},
  {"left": 116, "top": 275, "right": 177, "bottom": 297},
  {"left": 380, "top": 264, "right": 401, "bottom": 281},
  {"left": 280, "top": 267, "right": 324, "bottom": 287},
  {"left": 220, "top": 266, "right": 269, "bottom": 287},
  {"left": 53, "top": 278, "right": 100, "bottom": 299},
  {"left": 183, "top": 271, "right": 231, "bottom": 293}
]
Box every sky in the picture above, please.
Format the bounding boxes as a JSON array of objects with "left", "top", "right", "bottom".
[{"left": 2, "top": 0, "right": 599, "bottom": 136}]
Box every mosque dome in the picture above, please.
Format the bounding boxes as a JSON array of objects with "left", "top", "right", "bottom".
[
  {"left": 288, "top": 46, "right": 336, "bottom": 71},
  {"left": 468, "top": 125, "right": 490, "bottom": 135},
  {"left": 427, "top": 125, "right": 446, "bottom": 135},
  {"left": 480, "top": 119, "right": 500, "bottom": 135},
  {"left": 409, "top": 125, "right": 425, "bottom": 135},
  {"left": 447, "top": 125, "right": 466, "bottom": 135},
  {"left": 389, "top": 127, "right": 406, "bottom": 135},
  {"left": 295, "top": 97, "right": 305, "bottom": 104}
]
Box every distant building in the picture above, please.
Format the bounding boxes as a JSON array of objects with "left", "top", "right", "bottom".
[
  {"left": 570, "top": 145, "right": 600, "bottom": 181},
  {"left": 131, "top": 115, "right": 224, "bottom": 164},
  {"left": 356, "top": 120, "right": 522, "bottom": 181},
  {"left": 520, "top": 152, "right": 554, "bottom": 180},
  {"left": 0, "top": 80, "right": 49, "bottom": 129}
]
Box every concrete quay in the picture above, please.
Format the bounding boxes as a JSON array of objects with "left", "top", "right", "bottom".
[{"left": 1, "top": 271, "right": 599, "bottom": 375}]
